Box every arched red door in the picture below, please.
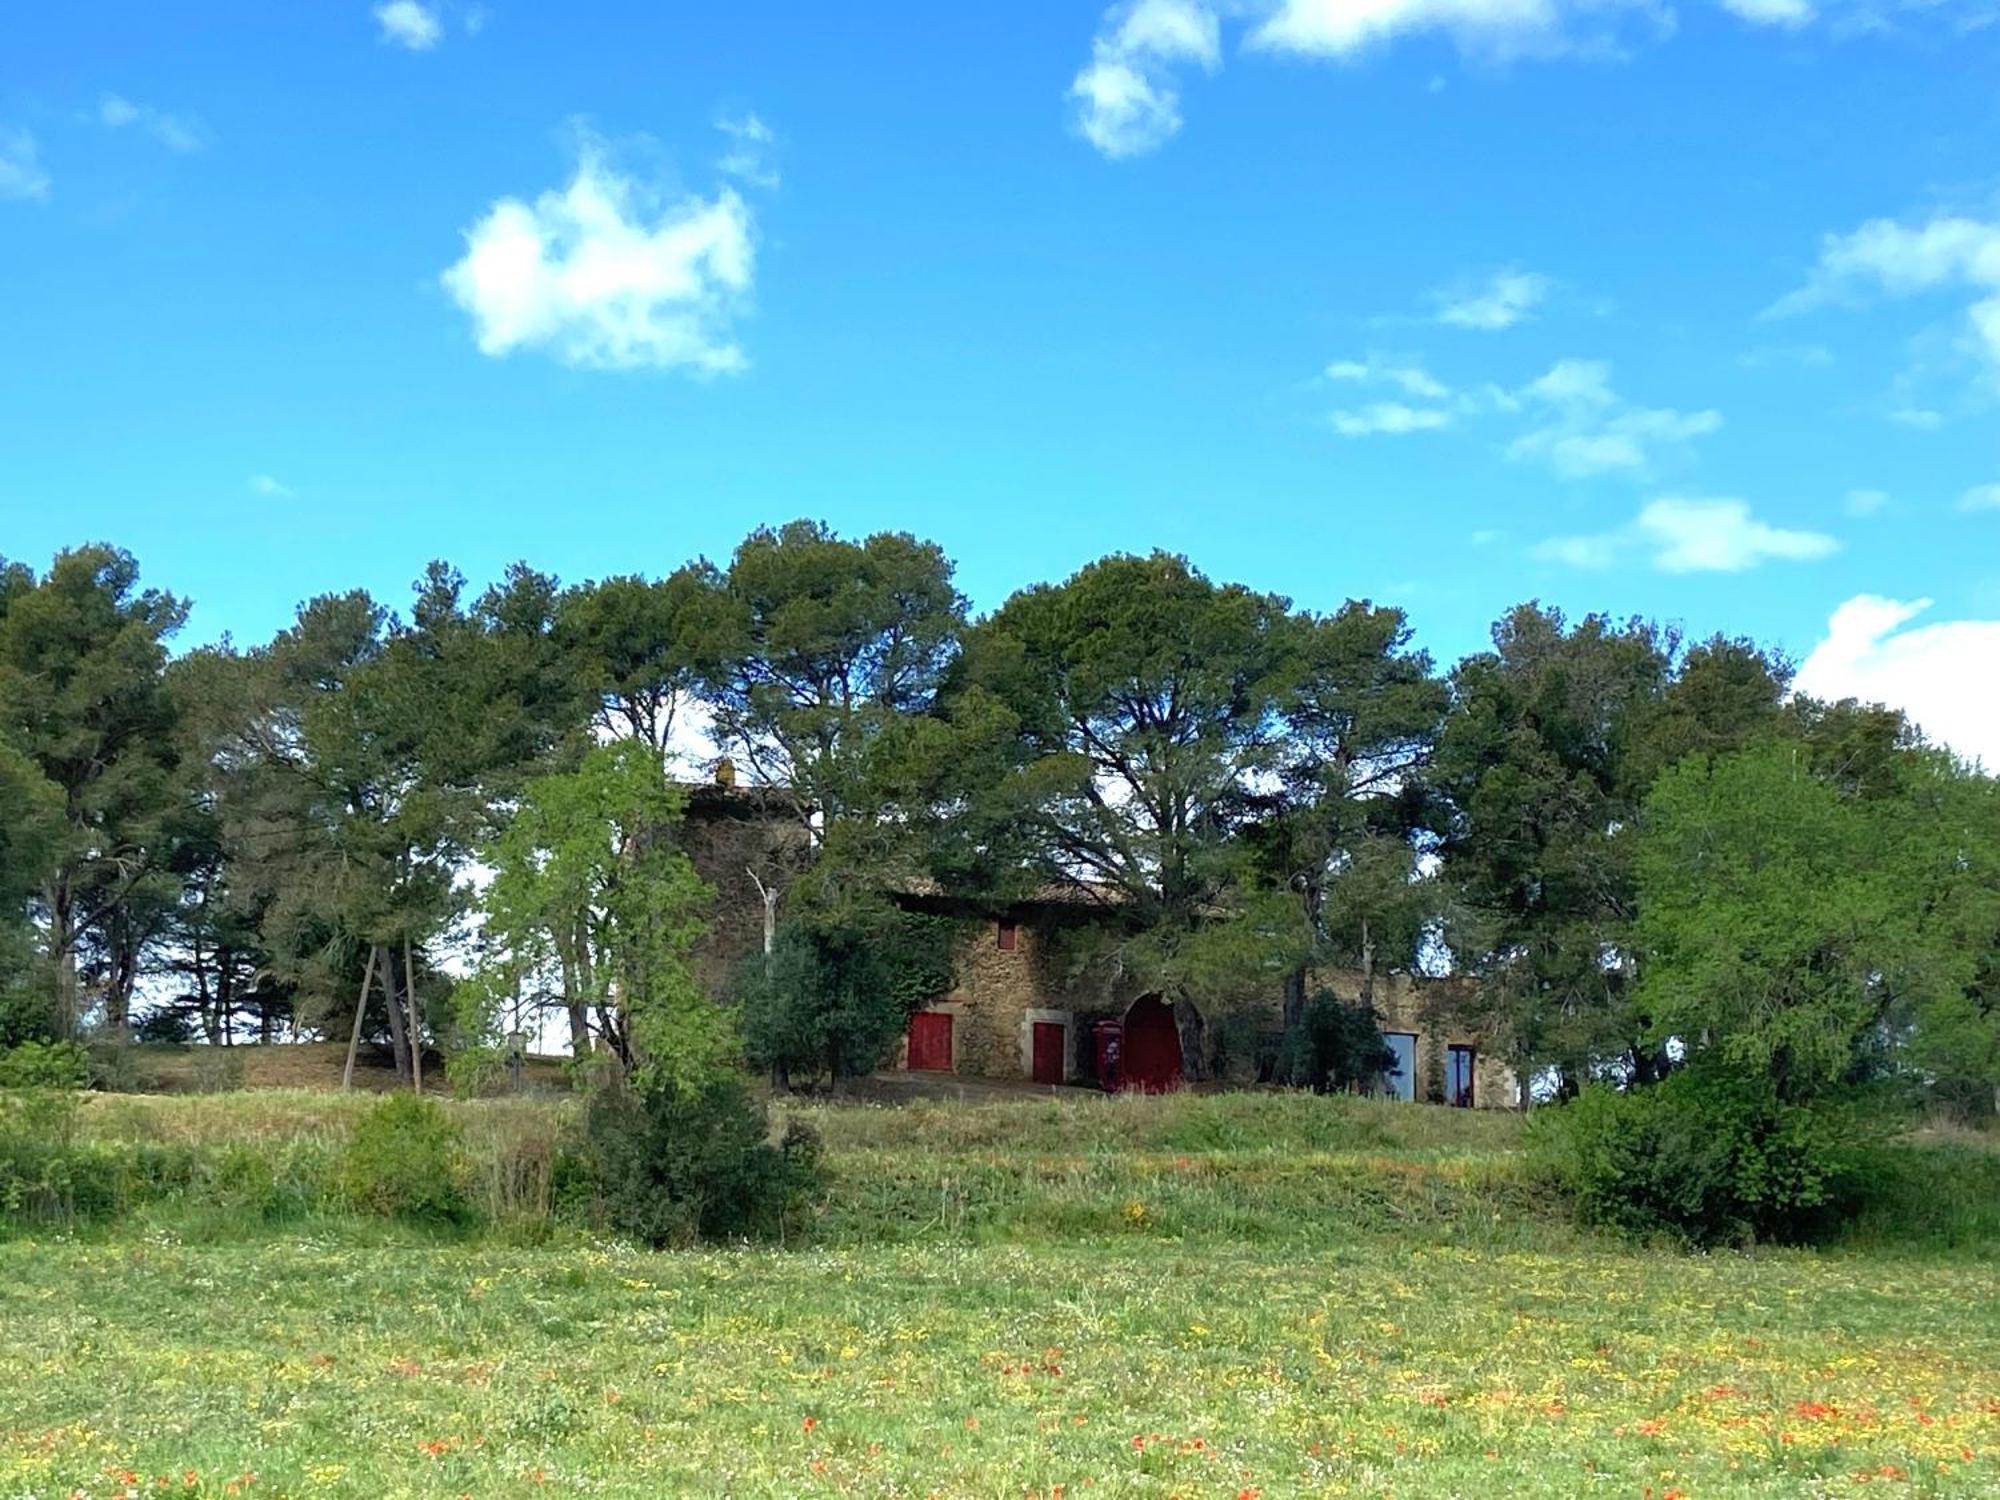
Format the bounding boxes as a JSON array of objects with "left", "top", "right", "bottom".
[{"left": 1120, "top": 995, "right": 1183, "bottom": 1093}]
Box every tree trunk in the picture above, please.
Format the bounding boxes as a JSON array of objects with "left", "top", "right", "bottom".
[
  {"left": 403, "top": 934, "right": 423, "bottom": 1094},
  {"left": 47, "top": 880, "right": 78, "bottom": 1039},
  {"left": 1278, "top": 965, "right": 1309, "bottom": 1086},
  {"left": 1358, "top": 918, "right": 1377, "bottom": 1013},
  {"left": 341, "top": 946, "right": 376, "bottom": 1091},
  {"left": 1172, "top": 995, "right": 1206, "bottom": 1084},
  {"left": 379, "top": 945, "right": 410, "bottom": 1083},
  {"left": 748, "top": 868, "right": 778, "bottom": 972},
  {"left": 218, "top": 949, "right": 236, "bottom": 1046}
]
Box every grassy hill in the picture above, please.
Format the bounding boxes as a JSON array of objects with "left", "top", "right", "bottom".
[{"left": 1, "top": 1089, "right": 1996, "bottom": 1496}]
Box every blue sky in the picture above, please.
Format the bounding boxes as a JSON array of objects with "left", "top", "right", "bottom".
[{"left": 3, "top": 1, "right": 1998, "bottom": 760}]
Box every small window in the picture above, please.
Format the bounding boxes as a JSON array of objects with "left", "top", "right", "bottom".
[
  {"left": 1447, "top": 1045, "right": 1476, "bottom": 1108},
  {"left": 996, "top": 919, "right": 1019, "bottom": 952}
]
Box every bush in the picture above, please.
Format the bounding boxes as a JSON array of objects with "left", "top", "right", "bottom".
[
  {"left": 340, "top": 1093, "right": 476, "bottom": 1226},
  {"left": 1526, "top": 1071, "right": 1876, "bottom": 1246},
  {"left": 582, "top": 1076, "right": 819, "bottom": 1247},
  {"left": 133, "top": 1009, "right": 198, "bottom": 1046},
  {"left": 739, "top": 909, "right": 960, "bottom": 1088},
  {"left": 0, "top": 1087, "right": 121, "bottom": 1222},
  {"left": 1272, "top": 991, "right": 1396, "bottom": 1093},
  {"left": 0, "top": 1040, "right": 88, "bottom": 1090}
]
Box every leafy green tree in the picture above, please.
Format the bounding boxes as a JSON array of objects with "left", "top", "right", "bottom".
[
  {"left": 1256, "top": 602, "right": 1445, "bottom": 1070},
  {"left": 954, "top": 552, "right": 1298, "bottom": 1071},
  {"left": 467, "top": 741, "right": 724, "bottom": 1089},
  {"left": 0, "top": 735, "right": 64, "bottom": 1043},
  {"left": 556, "top": 567, "right": 732, "bottom": 753},
  {"left": 736, "top": 906, "right": 959, "bottom": 1088},
  {"left": 702, "top": 520, "right": 967, "bottom": 840},
  {"left": 0, "top": 547, "right": 187, "bottom": 1038},
  {"left": 1431, "top": 606, "right": 1787, "bottom": 1096},
  {"left": 1639, "top": 740, "right": 1999, "bottom": 1109}
]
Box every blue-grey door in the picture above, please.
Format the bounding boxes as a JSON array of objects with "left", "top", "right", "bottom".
[{"left": 1383, "top": 1032, "right": 1417, "bottom": 1101}]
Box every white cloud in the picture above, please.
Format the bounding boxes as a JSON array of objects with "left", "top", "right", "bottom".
[
  {"left": 1773, "top": 213, "right": 2000, "bottom": 372},
  {"left": 1433, "top": 268, "right": 1550, "bottom": 330},
  {"left": 1714, "top": 0, "right": 1814, "bottom": 25},
  {"left": 248, "top": 474, "right": 294, "bottom": 499},
  {"left": 1537, "top": 496, "right": 1837, "bottom": 573},
  {"left": 1961, "top": 482, "right": 2000, "bottom": 512},
  {"left": 1070, "top": 0, "right": 1221, "bottom": 158},
  {"left": 1796, "top": 595, "right": 2000, "bottom": 769},
  {"left": 1636, "top": 496, "right": 1837, "bottom": 572},
  {"left": 1506, "top": 358, "right": 1720, "bottom": 479},
  {"left": 1844, "top": 487, "right": 1889, "bottom": 517},
  {"left": 374, "top": 1, "right": 444, "bottom": 50},
  {"left": 0, "top": 128, "right": 50, "bottom": 202},
  {"left": 1331, "top": 401, "right": 1453, "bottom": 436},
  {"left": 716, "top": 114, "right": 779, "bottom": 189},
  {"left": 1325, "top": 355, "right": 1455, "bottom": 433},
  {"left": 1248, "top": 0, "right": 1625, "bottom": 62},
  {"left": 98, "top": 94, "right": 206, "bottom": 153},
  {"left": 441, "top": 137, "right": 756, "bottom": 374},
  {"left": 1326, "top": 356, "right": 1450, "bottom": 399}
]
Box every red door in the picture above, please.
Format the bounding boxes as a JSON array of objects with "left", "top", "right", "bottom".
[
  {"left": 1031, "top": 1021, "right": 1066, "bottom": 1085},
  {"left": 1120, "top": 996, "right": 1183, "bottom": 1093},
  {"left": 907, "top": 1010, "right": 953, "bottom": 1071}
]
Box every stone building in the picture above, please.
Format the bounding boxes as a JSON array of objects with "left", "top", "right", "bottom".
[
  {"left": 888, "top": 889, "right": 1519, "bottom": 1109},
  {"left": 677, "top": 769, "right": 1516, "bottom": 1108}
]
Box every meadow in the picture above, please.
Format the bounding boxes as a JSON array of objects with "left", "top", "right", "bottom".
[{"left": 2, "top": 1089, "right": 1996, "bottom": 1498}]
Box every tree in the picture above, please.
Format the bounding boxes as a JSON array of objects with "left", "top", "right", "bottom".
[
  {"left": 467, "top": 740, "right": 724, "bottom": 1089},
  {"left": 556, "top": 567, "right": 731, "bottom": 755},
  {"left": 954, "top": 552, "right": 1299, "bottom": 1071},
  {"left": 1254, "top": 601, "right": 1445, "bottom": 1071},
  {"left": 1431, "top": 606, "right": 1786, "bottom": 1096},
  {"left": 0, "top": 547, "right": 187, "bottom": 1038},
  {"left": 736, "top": 907, "right": 959, "bottom": 1088},
  {"left": 0, "top": 734, "right": 64, "bottom": 1044},
  {"left": 702, "top": 520, "right": 967, "bottom": 842}
]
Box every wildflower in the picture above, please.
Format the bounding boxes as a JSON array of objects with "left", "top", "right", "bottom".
[{"left": 802, "top": 1417, "right": 818, "bottom": 1433}]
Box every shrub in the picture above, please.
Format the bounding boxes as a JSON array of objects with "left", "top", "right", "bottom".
[
  {"left": 1526, "top": 1071, "right": 1876, "bottom": 1246},
  {"left": 340, "top": 1093, "right": 475, "bottom": 1226},
  {"left": 445, "top": 1046, "right": 508, "bottom": 1099},
  {"left": 0, "top": 1040, "right": 88, "bottom": 1090},
  {"left": 1272, "top": 991, "right": 1396, "bottom": 1093},
  {"left": 0, "top": 1087, "right": 121, "bottom": 1221},
  {"left": 582, "top": 1076, "right": 819, "bottom": 1247},
  {"left": 739, "top": 909, "right": 960, "bottom": 1088}
]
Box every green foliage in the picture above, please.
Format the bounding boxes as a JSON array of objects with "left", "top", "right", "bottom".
[
  {"left": 738, "top": 908, "right": 960, "bottom": 1086},
  {"left": 339, "top": 1092, "right": 475, "bottom": 1226},
  {"left": 1274, "top": 990, "right": 1397, "bottom": 1093},
  {"left": 1637, "top": 741, "right": 1997, "bottom": 1106},
  {"left": 701, "top": 520, "right": 967, "bottom": 833},
  {"left": 1526, "top": 1073, "right": 1877, "bottom": 1246},
  {"left": 1433, "top": 608, "right": 1789, "bottom": 1086},
  {"left": 580, "top": 1075, "right": 819, "bottom": 1246},
  {"left": 0, "top": 1086, "right": 124, "bottom": 1222},
  {"left": 471, "top": 740, "right": 723, "bottom": 1087},
  {"left": 0, "top": 1040, "right": 88, "bottom": 1090}
]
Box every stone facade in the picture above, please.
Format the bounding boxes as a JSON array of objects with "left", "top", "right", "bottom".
[
  {"left": 896, "top": 901, "right": 1519, "bottom": 1109},
  {"left": 676, "top": 782, "right": 810, "bottom": 1001},
  {"left": 674, "top": 771, "right": 1516, "bottom": 1108}
]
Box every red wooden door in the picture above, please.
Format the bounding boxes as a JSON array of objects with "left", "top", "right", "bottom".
[
  {"left": 907, "top": 1010, "right": 953, "bottom": 1071},
  {"left": 1031, "top": 1021, "right": 1065, "bottom": 1085},
  {"left": 1120, "top": 996, "right": 1183, "bottom": 1093}
]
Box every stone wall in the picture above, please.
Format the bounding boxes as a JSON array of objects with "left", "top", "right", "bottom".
[
  {"left": 897, "top": 910, "right": 1104, "bottom": 1080},
  {"left": 898, "top": 905, "right": 1517, "bottom": 1109},
  {"left": 677, "top": 786, "right": 810, "bottom": 1001}
]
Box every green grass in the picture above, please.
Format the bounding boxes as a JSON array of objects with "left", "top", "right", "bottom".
[{"left": 1, "top": 1090, "right": 1996, "bottom": 1497}]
